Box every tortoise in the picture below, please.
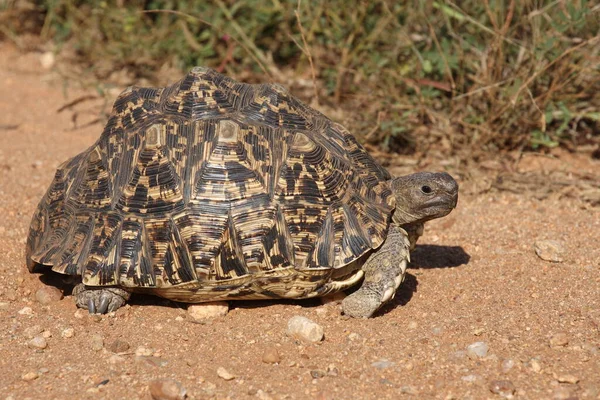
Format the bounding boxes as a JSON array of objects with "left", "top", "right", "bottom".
[{"left": 26, "top": 67, "right": 458, "bottom": 318}]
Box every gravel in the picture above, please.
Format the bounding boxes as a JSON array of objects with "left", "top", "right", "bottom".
[
  {"left": 466, "top": 341, "right": 489, "bottom": 359},
  {"left": 34, "top": 286, "right": 63, "bottom": 304},
  {"left": 90, "top": 334, "right": 104, "bottom": 351},
  {"left": 286, "top": 316, "right": 324, "bottom": 343},
  {"left": 534, "top": 239, "right": 565, "bottom": 262},
  {"left": 217, "top": 366, "right": 236, "bottom": 381},
  {"left": 187, "top": 302, "right": 229, "bottom": 320},
  {"left": 549, "top": 332, "right": 569, "bottom": 347},
  {"left": 489, "top": 380, "right": 516, "bottom": 397},
  {"left": 149, "top": 378, "right": 187, "bottom": 400},
  {"left": 262, "top": 347, "right": 281, "bottom": 364},
  {"left": 28, "top": 336, "right": 48, "bottom": 350}
]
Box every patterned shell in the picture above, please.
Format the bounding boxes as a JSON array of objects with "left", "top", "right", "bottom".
[{"left": 27, "top": 67, "right": 395, "bottom": 293}]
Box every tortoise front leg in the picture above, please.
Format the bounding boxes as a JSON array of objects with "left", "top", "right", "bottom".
[{"left": 342, "top": 223, "right": 410, "bottom": 318}]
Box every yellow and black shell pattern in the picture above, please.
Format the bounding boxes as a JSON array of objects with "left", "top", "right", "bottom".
[{"left": 26, "top": 67, "right": 395, "bottom": 301}]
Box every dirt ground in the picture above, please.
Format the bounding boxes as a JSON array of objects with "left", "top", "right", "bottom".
[{"left": 0, "top": 43, "right": 599, "bottom": 400}]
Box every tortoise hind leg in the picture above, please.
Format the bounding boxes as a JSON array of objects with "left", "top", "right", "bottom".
[
  {"left": 73, "top": 284, "right": 131, "bottom": 314},
  {"left": 342, "top": 223, "right": 410, "bottom": 318}
]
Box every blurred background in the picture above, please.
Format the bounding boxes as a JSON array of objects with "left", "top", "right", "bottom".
[{"left": 1, "top": 0, "right": 599, "bottom": 168}]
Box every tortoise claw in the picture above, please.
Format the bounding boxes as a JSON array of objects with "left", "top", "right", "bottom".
[
  {"left": 87, "top": 298, "right": 96, "bottom": 314},
  {"left": 97, "top": 293, "right": 111, "bottom": 314}
]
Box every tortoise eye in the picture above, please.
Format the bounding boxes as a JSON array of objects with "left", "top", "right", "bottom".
[{"left": 421, "top": 185, "right": 432, "bottom": 194}]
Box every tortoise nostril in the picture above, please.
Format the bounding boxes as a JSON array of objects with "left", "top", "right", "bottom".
[{"left": 421, "top": 185, "right": 432, "bottom": 194}]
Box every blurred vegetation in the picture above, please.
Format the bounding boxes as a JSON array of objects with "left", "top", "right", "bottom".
[{"left": 1, "top": 0, "right": 599, "bottom": 160}]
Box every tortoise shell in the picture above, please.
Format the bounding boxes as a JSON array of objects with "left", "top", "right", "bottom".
[{"left": 26, "top": 67, "right": 395, "bottom": 301}]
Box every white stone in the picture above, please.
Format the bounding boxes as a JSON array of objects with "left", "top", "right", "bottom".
[
  {"left": 187, "top": 302, "right": 229, "bottom": 320},
  {"left": 287, "top": 316, "right": 324, "bottom": 343},
  {"left": 466, "top": 341, "right": 489, "bottom": 359}
]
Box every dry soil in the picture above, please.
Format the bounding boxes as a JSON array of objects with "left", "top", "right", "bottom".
[{"left": 0, "top": 44, "right": 599, "bottom": 400}]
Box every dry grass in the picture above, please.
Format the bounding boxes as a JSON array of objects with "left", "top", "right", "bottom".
[{"left": 1, "top": 0, "right": 599, "bottom": 160}]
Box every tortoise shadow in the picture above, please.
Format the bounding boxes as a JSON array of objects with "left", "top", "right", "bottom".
[{"left": 410, "top": 244, "right": 470, "bottom": 269}]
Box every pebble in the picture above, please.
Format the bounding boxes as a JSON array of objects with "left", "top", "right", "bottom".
[
  {"left": 216, "top": 367, "right": 236, "bottom": 381},
  {"left": 501, "top": 359, "right": 515, "bottom": 373},
  {"left": 310, "top": 370, "right": 326, "bottom": 379},
  {"left": 74, "top": 309, "right": 87, "bottom": 319},
  {"left": 256, "top": 389, "right": 273, "bottom": 400},
  {"left": 135, "top": 346, "right": 154, "bottom": 357},
  {"left": 286, "top": 316, "right": 324, "bottom": 343},
  {"left": 21, "top": 372, "right": 39, "bottom": 381},
  {"left": 489, "top": 380, "right": 515, "bottom": 397},
  {"left": 148, "top": 378, "right": 187, "bottom": 400},
  {"left": 39, "top": 51, "right": 55, "bottom": 69},
  {"left": 466, "top": 341, "right": 489, "bottom": 359},
  {"left": 34, "top": 286, "right": 63, "bottom": 304},
  {"left": 530, "top": 359, "right": 542, "bottom": 373},
  {"left": 28, "top": 336, "right": 48, "bottom": 350},
  {"left": 262, "top": 347, "right": 281, "bottom": 364},
  {"left": 18, "top": 307, "right": 33, "bottom": 315},
  {"left": 108, "top": 354, "right": 125, "bottom": 365},
  {"left": 549, "top": 332, "right": 569, "bottom": 347},
  {"left": 187, "top": 302, "right": 229, "bottom": 320},
  {"left": 556, "top": 374, "right": 579, "bottom": 384},
  {"left": 91, "top": 334, "right": 104, "bottom": 351},
  {"left": 534, "top": 240, "right": 564, "bottom": 262},
  {"left": 552, "top": 387, "right": 573, "bottom": 400},
  {"left": 24, "top": 325, "right": 44, "bottom": 338},
  {"left": 372, "top": 359, "right": 395, "bottom": 369},
  {"left": 61, "top": 328, "right": 75, "bottom": 338},
  {"left": 108, "top": 339, "right": 130, "bottom": 353}
]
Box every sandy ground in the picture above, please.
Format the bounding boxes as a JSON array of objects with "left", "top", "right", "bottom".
[{"left": 0, "top": 44, "right": 599, "bottom": 400}]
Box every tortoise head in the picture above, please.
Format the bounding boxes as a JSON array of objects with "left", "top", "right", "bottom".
[{"left": 390, "top": 172, "right": 458, "bottom": 225}]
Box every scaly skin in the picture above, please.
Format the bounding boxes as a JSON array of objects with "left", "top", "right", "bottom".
[
  {"left": 342, "top": 224, "right": 410, "bottom": 318},
  {"left": 73, "top": 284, "right": 131, "bottom": 314}
]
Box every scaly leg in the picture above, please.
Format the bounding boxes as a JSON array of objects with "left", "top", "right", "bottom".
[
  {"left": 342, "top": 223, "right": 410, "bottom": 318},
  {"left": 72, "top": 284, "right": 131, "bottom": 314}
]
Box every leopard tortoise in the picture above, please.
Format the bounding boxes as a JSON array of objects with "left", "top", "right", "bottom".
[{"left": 26, "top": 67, "right": 458, "bottom": 318}]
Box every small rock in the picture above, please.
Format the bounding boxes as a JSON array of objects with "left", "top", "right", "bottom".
[
  {"left": 187, "top": 302, "right": 229, "bottom": 320},
  {"left": 108, "top": 354, "right": 125, "bottom": 365},
  {"left": 255, "top": 389, "right": 273, "bottom": 400},
  {"left": 348, "top": 332, "right": 360, "bottom": 341},
  {"left": 549, "top": 332, "right": 569, "bottom": 347},
  {"left": 310, "top": 370, "right": 326, "bottom": 379},
  {"left": 216, "top": 367, "right": 236, "bottom": 381},
  {"left": 326, "top": 364, "right": 339, "bottom": 377},
  {"left": 42, "top": 330, "right": 52, "bottom": 338},
  {"left": 407, "top": 321, "right": 418, "bottom": 329},
  {"left": 135, "top": 346, "right": 154, "bottom": 357},
  {"left": 552, "top": 387, "right": 572, "bottom": 400},
  {"left": 39, "top": 52, "right": 55, "bottom": 69},
  {"left": 175, "top": 316, "right": 184, "bottom": 322},
  {"left": 286, "top": 316, "right": 324, "bottom": 343},
  {"left": 501, "top": 359, "right": 515, "bottom": 373},
  {"left": 466, "top": 341, "right": 489, "bottom": 359},
  {"left": 24, "top": 325, "right": 44, "bottom": 338},
  {"left": 35, "top": 286, "right": 63, "bottom": 304},
  {"left": 91, "top": 334, "right": 104, "bottom": 351},
  {"left": 530, "top": 359, "right": 542, "bottom": 373},
  {"left": 262, "top": 348, "right": 281, "bottom": 364},
  {"left": 149, "top": 378, "right": 187, "bottom": 400},
  {"left": 18, "top": 307, "right": 33, "bottom": 315},
  {"left": 61, "top": 328, "right": 75, "bottom": 338},
  {"left": 74, "top": 309, "right": 86, "bottom": 319},
  {"left": 534, "top": 240, "right": 564, "bottom": 262},
  {"left": 108, "top": 339, "right": 130, "bottom": 353},
  {"left": 556, "top": 374, "right": 579, "bottom": 384},
  {"left": 28, "top": 336, "right": 48, "bottom": 350},
  {"left": 400, "top": 386, "right": 418, "bottom": 395},
  {"left": 489, "top": 380, "right": 516, "bottom": 397},
  {"left": 21, "top": 372, "right": 39, "bottom": 381},
  {"left": 461, "top": 374, "right": 479, "bottom": 382},
  {"left": 371, "top": 359, "right": 395, "bottom": 369}
]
